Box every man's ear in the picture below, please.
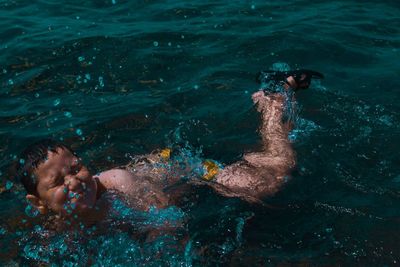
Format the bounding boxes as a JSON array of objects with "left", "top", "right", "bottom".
[{"left": 26, "top": 194, "right": 48, "bottom": 215}]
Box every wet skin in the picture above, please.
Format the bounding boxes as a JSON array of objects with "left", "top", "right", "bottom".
[
  {"left": 28, "top": 147, "right": 171, "bottom": 217},
  {"left": 26, "top": 75, "right": 301, "bottom": 215},
  {"left": 29, "top": 148, "right": 98, "bottom": 216}
]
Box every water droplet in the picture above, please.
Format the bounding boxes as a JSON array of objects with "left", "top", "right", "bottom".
[
  {"left": 153, "top": 41, "right": 159, "bottom": 47},
  {"left": 0, "top": 227, "right": 6, "bottom": 235},
  {"left": 76, "top": 128, "right": 83, "bottom": 136},
  {"left": 98, "top": 76, "right": 104, "bottom": 87},
  {"left": 25, "top": 205, "right": 39, "bottom": 217},
  {"left": 5, "top": 181, "right": 13, "bottom": 190},
  {"left": 64, "top": 111, "right": 72, "bottom": 118},
  {"left": 53, "top": 98, "right": 61, "bottom": 106}
]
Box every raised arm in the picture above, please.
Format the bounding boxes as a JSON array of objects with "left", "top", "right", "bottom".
[
  {"left": 209, "top": 69, "right": 323, "bottom": 203},
  {"left": 209, "top": 91, "right": 296, "bottom": 203}
]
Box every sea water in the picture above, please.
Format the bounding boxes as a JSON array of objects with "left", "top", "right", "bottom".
[{"left": 0, "top": 0, "right": 399, "bottom": 265}]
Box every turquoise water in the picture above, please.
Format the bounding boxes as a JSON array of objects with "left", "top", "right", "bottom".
[{"left": 1, "top": 0, "right": 399, "bottom": 265}]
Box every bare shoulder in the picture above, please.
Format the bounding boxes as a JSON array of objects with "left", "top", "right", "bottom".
[
  {"left": 97, "top": 168, "right": 136, "bottom": 192},
  {"left": 97, "top": 168, "right": 170, "bottom": 210}
]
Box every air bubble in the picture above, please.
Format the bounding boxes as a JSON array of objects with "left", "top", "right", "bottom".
[{"left": 153, "top": 41, "right": 159, "bottom": 47}]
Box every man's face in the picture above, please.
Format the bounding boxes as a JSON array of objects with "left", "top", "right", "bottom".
[{"left": 32, "top": 147, "right": 98, "bottom": 216}]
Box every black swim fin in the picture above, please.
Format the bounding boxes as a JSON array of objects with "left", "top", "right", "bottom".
[{"left": 256, "top": 69, "right": 324, "bottom": 91}]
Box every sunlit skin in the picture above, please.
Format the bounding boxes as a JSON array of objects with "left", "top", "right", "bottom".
[
  {"left": 27, "top": 76, "right": 300, "bottom": 216},
  {"left": 27, "top": 148, "right": 171, "bottom": 217},
  {"left": 27, "top": 148, "right": 98, "bottom": 216}
]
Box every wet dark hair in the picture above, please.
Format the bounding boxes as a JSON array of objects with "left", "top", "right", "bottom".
[{"left": 16, "top": 139, "right": 72, "bottom": 196}]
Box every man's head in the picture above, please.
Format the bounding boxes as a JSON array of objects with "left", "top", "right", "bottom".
[{"left": 17, "top": 139, "right": 98, "bottom": 216}]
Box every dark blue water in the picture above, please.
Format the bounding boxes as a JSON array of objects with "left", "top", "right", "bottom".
[{"left": 1, "top": 0, "right": 399, "bottom": 265}]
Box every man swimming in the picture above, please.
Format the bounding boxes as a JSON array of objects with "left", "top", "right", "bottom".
[{"left": 16, "top": 69, "right": 323, "bottom": 221}]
